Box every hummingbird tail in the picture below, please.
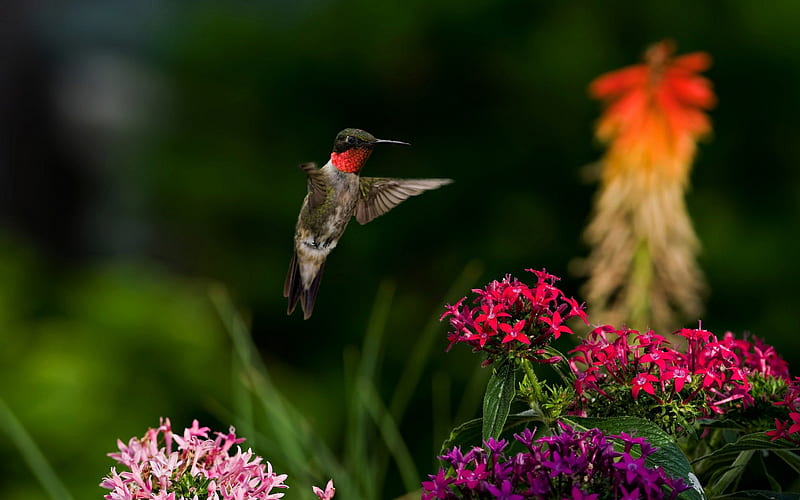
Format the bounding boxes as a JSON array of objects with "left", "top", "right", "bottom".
[
  {"left": 284, "top": 251, "right": 302, "bottom": 315},
  {"left": 284, "top": 250, "right": 326, "bottom": 320},
  {"left": 300, "top": 259, "right": 325, "bottom": 320}
]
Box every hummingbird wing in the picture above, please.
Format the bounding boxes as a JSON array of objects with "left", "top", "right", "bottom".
[
  {"left": 298, "top": 162, "right": 328, "bottom": 209},
  {"left": 355, "top": 177, "right": 453, "bottom": 225}
]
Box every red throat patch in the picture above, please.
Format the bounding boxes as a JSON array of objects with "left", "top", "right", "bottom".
[{"left": 331, "top": 148, "right": 373, "bottom": 173}]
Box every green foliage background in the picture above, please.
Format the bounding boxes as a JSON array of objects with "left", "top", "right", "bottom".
[{"left": 2, "top": 1, "right": 800, "bottom": 498}]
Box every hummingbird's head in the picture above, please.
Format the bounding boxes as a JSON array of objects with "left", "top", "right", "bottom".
[{"left": 330, "top": 128, "right": 409, "bottom": 173}]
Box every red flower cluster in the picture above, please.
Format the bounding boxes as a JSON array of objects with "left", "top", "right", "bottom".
[
  {"left": 719, "top": 332, "right": 790, "bottom": 380},
  {"left": 568, "top": 326, "right": 789, "bottom": 419},
  {"left": 767, "top": 377, "right": 800, "bottom": 443},
  {"left": 440, "top": 269, "right": 588, "bottom": 364}
]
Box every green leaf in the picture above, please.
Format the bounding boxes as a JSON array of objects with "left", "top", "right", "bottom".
[
  {"left": 694, "top": 433, "right": 800, "bottom": 496},
  {"left": 695, "top": 418, "right": 748, "bottom": 431},
  {"left": 482, "top": 360, "right": 516, "bottom": 441},
  {"left": 756, "top": 451, "right": 781, "bottom": 492},
  {"left": 541, "top": 346, "right": 575, "bottom": 385},
  {"left": 563, "top": 416, "right": 705, "bottom": 500},
  {"left": 711, "top": 490, "right": 800, "bottom": 500},
  {"left": 774, "top": 450, "right": 800, "bottom": 474},
  {"left": 442, "top": 410, "right": 541, "bottom": 454},
  {"left": 707, "top": 450, "right": 754, "bottom": 495},
  {"left": 693, "top": 432, "right": 800, "bottom": 471}
]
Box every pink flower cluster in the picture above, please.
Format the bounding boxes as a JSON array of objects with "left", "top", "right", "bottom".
[
  {"left": 440, "top": 269, "right": 588, "bottom": 364},
  {"left": 569, "top": 326, "right": 789, "bottom": 418},
  {"left": 100, "top": 418, "right": 335, "bottom": 500}
]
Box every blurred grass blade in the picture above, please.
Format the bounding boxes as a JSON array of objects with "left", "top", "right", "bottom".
[
  {"left": 431, "top": 371, "right": 451, "bottom": 456},
  {"left": 375, "top": 261, "right": 483, "bottom": 492},
  {"left": 209, "top": 286, "right": 347, "bottom": 499},
  {"left": 361, "top": 280, "right": 395, "bottom": 381},
  {"left": 0, "top": 398, "right": 74, "bottom": 500},
  {"left": 454, "top": 366, "right": 489, "bottom": 425},
  {"left": 357, "top": 376, "right": 420, "bottom": 493},
  {"left": 210, "top": 286, "right": 306, "bottom": 468},
  {"left": 346, "top": 279, "right": 395, "bottom": 499},
  {"left": 230, "top": 346, "right": 256, "bottom": 447},
  {"left": 226, "top": 307, "right": 256, "bottom": 448},
  {"left": 389, "top": 259, "right": 483, "bottom": 421}
]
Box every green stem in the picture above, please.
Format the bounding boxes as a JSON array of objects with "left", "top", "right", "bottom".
[
  {"left": 522, "top": 359, "right": 546, "bottom": 419},
  {"left": 629, "top": 239, "right": 653, "bottom": 330}
]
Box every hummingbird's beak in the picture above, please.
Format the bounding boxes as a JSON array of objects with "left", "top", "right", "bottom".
[{"left": 373, "top": 138, "right": 411, "bottom": 146}]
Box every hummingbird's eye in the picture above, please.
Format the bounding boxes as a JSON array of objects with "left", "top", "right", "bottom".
[{"left": 346, "top": 135, "right": 357, "bottom": 145}]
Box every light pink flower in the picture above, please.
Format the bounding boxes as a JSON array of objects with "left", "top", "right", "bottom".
[
  {"left": 312, "top": 480, "right": 336, "bottom": 500},
  {"left": 100, "top": 419, "right": 289, "bottom": 500}
]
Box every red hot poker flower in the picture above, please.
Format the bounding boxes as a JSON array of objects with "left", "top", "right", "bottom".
[
  {"left": 590, "top": 39, "right": 715, "bottom": 189},
  {"left": 582, "top": 40, "right": 715, "bottom": 334}
]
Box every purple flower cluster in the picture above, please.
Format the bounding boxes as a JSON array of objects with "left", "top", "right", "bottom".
[
  {"left": 422, "top": 422, "right": 688, "bottom": 500},
  {"left": 440, "top": 269, "right": 588, "bottom": 365}
]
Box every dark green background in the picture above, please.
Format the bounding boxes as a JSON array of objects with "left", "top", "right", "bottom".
[{"left": 2, "top": 1, "right": 799, "bottom": 498}]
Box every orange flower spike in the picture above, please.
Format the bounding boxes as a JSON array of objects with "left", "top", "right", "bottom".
[
  {"left": 589, "top": 40, "right": 716, "bottom": 189},
  {"left": 580, "top": 40, "right": 717, "bottom": 332}
]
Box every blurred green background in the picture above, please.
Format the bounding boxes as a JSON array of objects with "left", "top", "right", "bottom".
[{"left": 2, "top": 1, "right": 800, "bottom": 498}]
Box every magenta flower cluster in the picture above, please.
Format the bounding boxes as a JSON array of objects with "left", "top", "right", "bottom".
[
  {"left": 100, "top": 419, "right": 309, "bottom": 500},
  {"left": 721, "top": 331, "right": 790, "bottom": 380},
  {"left": 422, "top": 422, "right": 688, "bottom": 500},
  {"left": 568, "top": 326, "right": 789, "bottom": 418},
  {"left": 440, "top": 269, "right": 588, "bottom": 364},
  {"left": 768, "top": 376, "right": 800, "bottom": 443}
]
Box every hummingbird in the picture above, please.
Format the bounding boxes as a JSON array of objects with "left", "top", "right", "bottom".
[{"left": 284, "top": 128, "right": 453, "bottom": 319}]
